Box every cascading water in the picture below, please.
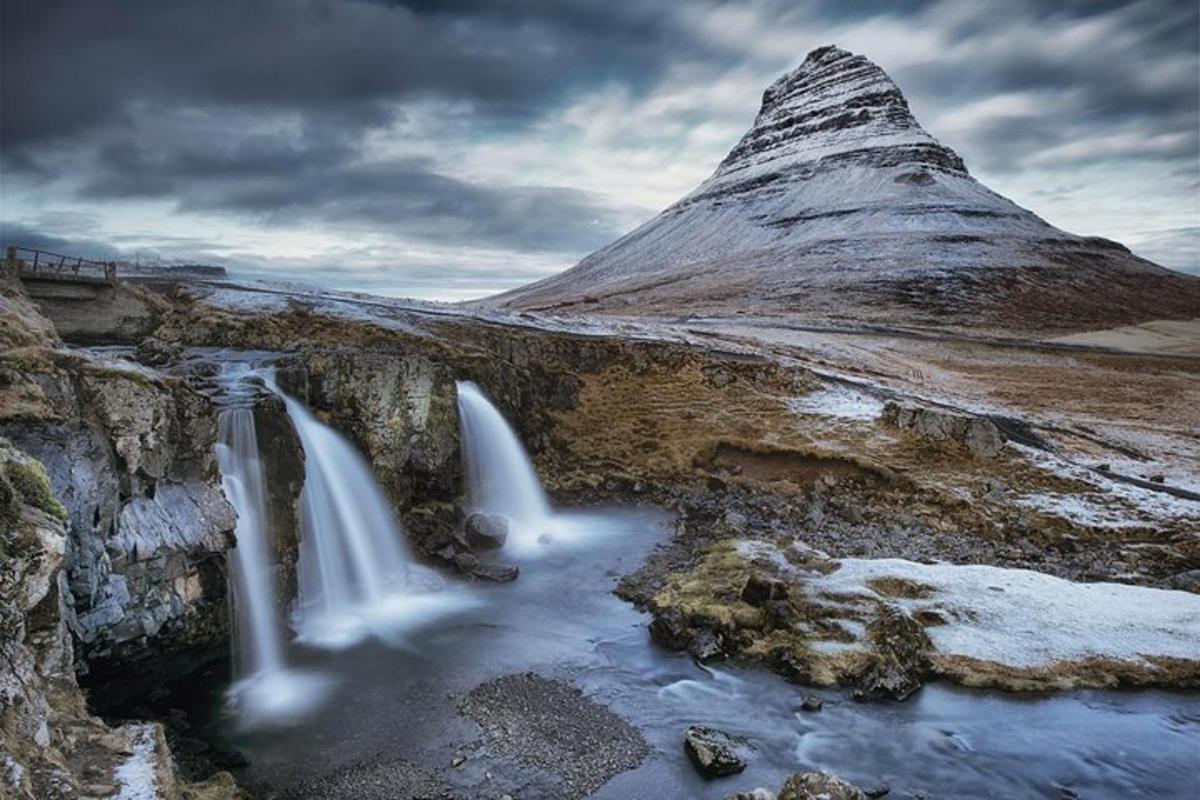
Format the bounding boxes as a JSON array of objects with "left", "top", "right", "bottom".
[
  {"left": 264, "top": 376, "right": 471, "bottom": 648},
  {"left": 211, "top": 362, "right": 475, "bottom": 725},
  {"left": 216, "top": 407, "right": 285, "bottom": 679},
  {"left": 456, "top": 380, "right": 553, "bottom": 553},
  {"left": 215, "top": 364, "right": 331, "bottom": 727}
]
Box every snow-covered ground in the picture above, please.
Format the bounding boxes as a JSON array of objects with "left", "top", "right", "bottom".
[{"left": 815, "top": 558, "right": 1200, "bottom": 668}]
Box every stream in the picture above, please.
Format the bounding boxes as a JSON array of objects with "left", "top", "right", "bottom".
[{"left": 198, "top": 507, "right": 1196, "bottom": 799}]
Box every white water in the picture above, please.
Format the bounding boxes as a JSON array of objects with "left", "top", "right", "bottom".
[
  {"left": 213, "top": 363, "right": 471, "bottom": 727},
  {"left": 265, "top": 377, "right": 472, "bottom": 649},
  {"left": 456, "top": 380, "right": 554, "bottom": 554},
  {"left": 217, "top": 408, "right": 286, "bottom": 677},
  {"left": 215, "top": 369, "right": 332, "bottom": 729}
]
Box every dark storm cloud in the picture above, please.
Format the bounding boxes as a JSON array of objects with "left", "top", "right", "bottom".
[
  {"left": 2, "top": 0, "right": 1196, "bottom": 281},
  {"left": 0, "top": 0, "right": 697, "bottom": 150}
]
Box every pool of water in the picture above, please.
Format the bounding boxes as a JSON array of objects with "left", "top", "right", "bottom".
[{"left": 210, "top": 507, "right": 1198, "bottom": 799}]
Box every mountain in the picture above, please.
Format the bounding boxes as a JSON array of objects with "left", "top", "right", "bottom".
[{"left": 494, "top": 45, "right": 1200, "bottom": 333}]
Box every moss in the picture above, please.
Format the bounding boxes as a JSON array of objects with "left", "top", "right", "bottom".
[
  {"left": 86, "top": 365, "right": 158, "bottom": 389},
  {"left": 4, "top": 458, "right": 68, "bottom": 521}
]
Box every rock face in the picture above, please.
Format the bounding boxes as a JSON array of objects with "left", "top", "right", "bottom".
[
  {"left": 0, "top": 276, "right": 236, "bottom": 705},
  {"left": 496, "top": 45, "right": 1200, "bottom": 332},
  {"left": 1, "top": 438, "right": 242, "bottom": 800}
]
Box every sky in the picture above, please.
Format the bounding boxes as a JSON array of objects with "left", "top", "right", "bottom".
[{"left": 2, "top": 0, "right": 1197, "bottom": 300}]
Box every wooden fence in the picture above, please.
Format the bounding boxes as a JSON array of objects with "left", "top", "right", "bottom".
[{"left": 4, "top": 245, "right": 118, "bottom": 284}]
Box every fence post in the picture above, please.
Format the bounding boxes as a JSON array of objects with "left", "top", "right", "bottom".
[
  {"left": 2, "top": 246, "right": 16, "bottom": 281},
  {"left": 105, "top": 261, "right": 117, "bottom": 284}
]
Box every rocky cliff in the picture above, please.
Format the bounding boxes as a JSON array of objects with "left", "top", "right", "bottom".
[
  {"left": 1, "top": 275, "right": 238, "bottom": 708},
  {"left": 495, "top": 45, "right": 1200, "bottom": 332}
]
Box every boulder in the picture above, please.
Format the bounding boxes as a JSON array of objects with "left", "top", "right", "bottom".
[
  {"left": 725, "top": 791, "right": 776, "bottom": 800},
  {"left": 683, "top": 725, "right": 747, "bottom": 778},
  {"left": 133, "top": 337, "right": 184, "bottom": 367},
  {"left": 882, "top": 402, "right": 1004, "bottom": 458},
  {"left": 464, "top": 512, "right": 508, "bottom": 549},
  {"left": 855, "top": 608, "right": 933, "bottom": 701},
  {"left": 779, "top": 771, "right": 868, "bottom": 800}
]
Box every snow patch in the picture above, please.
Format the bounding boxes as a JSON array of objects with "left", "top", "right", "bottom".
[
  {"left": 815, "top": 558, "right": 1200, "bottom": 668},
  {"left": 788, "top": 384, "right": 884, "bottom": 420},
  {"left": 1013, "top": 444, "right": 1200, "bottom": 528},
  {"left": 112, "top": 725, "right": 159, "bottom": 800}
]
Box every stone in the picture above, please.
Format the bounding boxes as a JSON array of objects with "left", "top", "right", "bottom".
[
  {"left": 778, "top": 771, "right": 868, "bottom": 800},
  {"left": 687, "top": 629, "right": 725, "bottom": 661},
  {"left": 721, "top": 510, "right": 749, "bottom": 533},
  {"left": 798, "top": 695, "right": 823, "bottom": 712},
  {"left": 725, "top": 791, "right": 776, "bottom": 800},
  {"left": 864, "top": 783, "right": 891, "bottom": 798},
  {"left": 133, "top": 337, "right": 184, "bottom": 367},
  {"left": 883, "top": 402, "right": 1005, "bottom": 458},
  {"left": 683, "top": 725, "right": 747, "bottom": 777},
  {"left": 464, "top": 512, "right": 508, "bottom": 549},
  {"left": 855, "top": 608, "right": 933, "bottom": 701},
  {"left": 470, "top": 561, "right": 520, "bottom": 583},
  {"left": 741, "top": 574, "right": 788, "bottom": 606}
]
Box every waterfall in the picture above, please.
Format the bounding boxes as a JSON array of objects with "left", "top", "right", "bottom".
[
  {"left": 214, "top": 367, "right": 331, "bottom": 728},
  {"left": 264, "top": 377, "right": 467, "bottom": 647},
  {"left": 455, "top": 380, "right": 552, "bottom": 552},
  {"left": 216, "top": 407, "right": 286, "bottom": 679},
  {"left": 213, "top": 363, "right": 473, "bottom": 724}
]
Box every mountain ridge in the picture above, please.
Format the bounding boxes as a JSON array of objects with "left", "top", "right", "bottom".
[{"left": 493, "top": 46, "right": 1199, "bottom": 333}]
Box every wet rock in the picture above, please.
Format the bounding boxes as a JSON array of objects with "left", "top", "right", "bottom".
[
  {"left": 855, "top": 608, "right": 933, "bottom": 701},
  {"left": 883, "top": 402, "right": 1005, "bottom": 458},
  {"left": 464, "top": 512, "right": 508, "bottom": 549},
  {"left": 798, "top": 695, "right": 823, "bottom": 712},
  {"left": 725, "top": 790, "right": 776, "bottom": 800},
  {"left": 778, "top": 771, "right": 868, "bottom": 800},
  {"left": 453, "top": 552, "right": 519, "bottom": 582},
  {"left": 648, "top": 608, "right": 691, "bottom": 650},
  {"left": 687, "top": 628, "right": 726, "bottom": 661},
  {"left": 865, "top": 783, "right": 891, "bottom": 798},
  {"left": 470, "top": 561, "right": 520, "bottom": 583},
  {"left": 133, "top": 337, "right": 184, "bottom": 367},
  {"left": 683, "top": 725, "right": 747, "bottom": 777}
]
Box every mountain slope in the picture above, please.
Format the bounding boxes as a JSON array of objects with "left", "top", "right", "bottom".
[{"left": 494, "top": 46, "right": 1200, "bottom": 333}]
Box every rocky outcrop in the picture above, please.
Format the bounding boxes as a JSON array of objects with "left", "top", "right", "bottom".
[
  {"left": 19, "top": 276, "right": 167, "bottom": 343},
  {"left": 882, "top": 401, "right": 1005, "bottom": 458},
  {"left": 1, "top": 276, "right": 237, "bottom": 706},
  {"left": 1, "top": 438, "right": 241, "bottom": 799},
  {"left": 495, "top": 46, "right": 1200, "bottom": 333}
]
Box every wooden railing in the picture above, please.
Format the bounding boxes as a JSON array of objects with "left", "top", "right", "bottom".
[{"left": 4, "top": 245, "right": 118, "bottom": 284}]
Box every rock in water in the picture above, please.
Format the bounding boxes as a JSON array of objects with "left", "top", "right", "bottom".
[
  {"left": 495, "top": 45, "right": 1200, "bottom": 333},
  {"left": 779, "top": 771, "right": 869, "bottom": 800},
  {"left": 855, "top": 608, "right": 933, "bottom": 701},
  {"left": 683, "top": 725, "right": 747, "bottom": 777},
  {"left": 464, "top": 512, "right": 509, "bottom": 549}
]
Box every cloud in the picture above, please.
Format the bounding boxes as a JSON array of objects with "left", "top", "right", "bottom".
[{"left": 2, "top": 0, "right": 1196, "bottom": 296}]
